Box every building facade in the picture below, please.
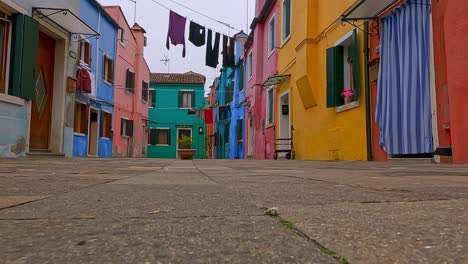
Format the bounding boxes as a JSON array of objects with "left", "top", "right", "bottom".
[
  {"left": 148, "top": 72, "right": 206, "bottom": 159},
  {"left": 0, "top": 0, "right": 95, "bottom": 158},
  {"left": 104, "top": 6, "right": 151, "bottom": 158},
  {"left": 73, "top": 0, "right": 118, "bottom": 158},
  {"left": 276, "top": 0, "right": 367, "bottom": 160},
  {"left": 244, "top": 0, "right": 278, "bottom": 160}
]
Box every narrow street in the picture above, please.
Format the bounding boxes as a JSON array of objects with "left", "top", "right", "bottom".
[{"left": 1, "top": 158, "right": 467, "bottom": 263}]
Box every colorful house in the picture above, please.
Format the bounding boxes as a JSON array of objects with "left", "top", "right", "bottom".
[
  {"left": 104, "top": 6, "right": 151, "bottom": 158},
  {"left": 148, "top": 72, "right": 206, "bottom": 159},
  {"left": 213, "top": 67, "right": 232, "bottom": 159},
  {"left": 0, "top": 0, "right": 97, "bottom": 158},
  {"left": 244, "top": 0, "right": 278, "bottom": 160},
  {"left": 206, "top": 80, "right": 216, "bottom": 159},
  {"left": 276, "top": 0, "right": 367, "bottom": 160}
]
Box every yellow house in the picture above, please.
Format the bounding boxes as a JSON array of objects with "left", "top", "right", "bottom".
[{"left": 276, "top": 0, "right": 368, "bottom": 161}]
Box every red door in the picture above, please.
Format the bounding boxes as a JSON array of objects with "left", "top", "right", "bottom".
[
  {"left": 30, "top": 32, "right": 55, "bottom": 150},
  {"left": 371, "top": 80, "right": 388, "bottom": 161}
]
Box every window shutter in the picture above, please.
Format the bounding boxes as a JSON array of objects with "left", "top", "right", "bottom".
[
  {"left": 151, "top": 90, "right": 156, "bottom": 107},
  {"left": 239, "top": 63, "right": 244, "bottom": 91},
  {"left": 125, "top": 69, "right": 129, "bottom": 89},
  {"left": 128, "top": 120, "right": 134, "bottom": 137},
  {"left": 237, "top": 119, "right": 243, "bottom": 141},
  {"left": 178, "top": 91, "right": 182, "bottom": 107},
  {"left": 167, "top": 129, "right": 171, "bottom": 145},
  {"left": 120, "top": 118, "right": 125, "bottom": 135},
  {"left": 352, "top": 29, "right": 361, "bottom": 101},
  {"left": 150, "top": 129, "right": 158, "bottom": 145},
  {"left": 326, "top": 46, "right": 344, "bottom": 108},
  {"left": 9, "top": 14, "right": 39, "bottom": 100},
  {"left": 191, "top": 91, "right": 195, "bottom": 108}
]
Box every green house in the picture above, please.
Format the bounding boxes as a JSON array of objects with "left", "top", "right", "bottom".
[{"left": 148, "top": 72, "right": 206, "bottom": 159}]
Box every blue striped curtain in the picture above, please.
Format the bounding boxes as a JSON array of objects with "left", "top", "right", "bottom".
[{"left": 375, "top": 0, "right": 433, "bottom": 155}]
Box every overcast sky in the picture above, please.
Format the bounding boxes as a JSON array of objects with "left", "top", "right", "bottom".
[{"left": 98, "top": 0, "right": 256, "bottom": 93}]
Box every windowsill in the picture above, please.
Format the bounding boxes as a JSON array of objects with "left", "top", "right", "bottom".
[
  {"left": 125, "top": 90, "right": 135, "bottom": 96},
  {"left": 103, "top": 80, "right": 113, "bottom": 86},
  {"left": 336, "top": 101, "right": 360, "bottom": 113},
  {"left": 265, "top": 123, "right": 274, "bottom": 129},
  {"left": 0, "top": 93, "right": 25, "bottom": 106},
  {"left": 101, "top": 137, "right": 111, "bottom": 140},
  {"left": 121, "top": 135, "right": 131, "bottom": 139},
  {"left": 74, "top": 132, "right": 87, "bottom": 137},
  {"left": 119, "top": 42, "right": 126, "bottom": 48},
  {"left": 180, "top": 107, "right": 193, "bottom": 110},
  {"left": 156, "top": 144, "right": 169, "bottom": 147},
  {"left": 281, "top": 35, "right": 291, "bottom": 48},
  {"left": 267, "top": 49, "right": 275, "bottom": 59}
]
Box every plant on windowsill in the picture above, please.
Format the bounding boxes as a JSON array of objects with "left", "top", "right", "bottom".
[
  {"left": 177, "top": 135, "right": 196, "bottom": 160},
  {"left": 341, "top": 88, "right": 354, "bottom": 104}
]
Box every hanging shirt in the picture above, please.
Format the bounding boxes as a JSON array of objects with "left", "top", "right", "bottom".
[
  {"left": 204, "top": 109, "right": 214, "bottom": 125},
  {"left": 89, "top": 71, "right": 96, "bottom": 98},
  {"left": 166, "top": 10, "right": 187, "bottom": 57},
  {"left": 77, "top": 68, "right": 91, "bottom": 93},
  {"left": 206, "top": 29, "right": 220, "bottom": 68},
  {"left": 222, "top": 35, "right": 236, "bottom": 68},
  {"left": 189, "top": 21, "right": 206, "bottom": 47}
]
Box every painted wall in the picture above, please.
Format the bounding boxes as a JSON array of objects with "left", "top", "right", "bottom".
[
  {"left": 105, "top": 6, "right": 150, "bottom": 158},
  {"left": 276, "top": 0, "right": 367, "bottom": 161},
  {"left": 0, "top": 100, "right": 28, "bottom": 157},
  {"left": 433, "top": 0, "right": 468, "bottom": 163},
  {"left": 148, "top": 83, "right": 205, "bottom": 159},
  {"left": 245, "top": 0, "right": 278, "bottom": 160}
]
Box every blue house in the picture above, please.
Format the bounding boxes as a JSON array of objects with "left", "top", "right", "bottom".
[
  {"left": 214, "top": 31, "right": 248, "bottom": 159},
  {"left": 73, "top": 0, "right": 118, "bottom": 157}
]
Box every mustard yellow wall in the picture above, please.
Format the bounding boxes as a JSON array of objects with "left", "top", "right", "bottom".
[{"left": 277, "top": 0, "right": 368, "bottom": 161}]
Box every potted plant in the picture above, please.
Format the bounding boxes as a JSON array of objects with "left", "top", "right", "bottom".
[
  {"left": 177, "top": 135, "right": 196, "bottom": 160},
  {"left": 341, "top": 88, "right": 354, "bottom": 104}
]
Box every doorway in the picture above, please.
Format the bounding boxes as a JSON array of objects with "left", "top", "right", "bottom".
[
  {"left": 248, "top": 117, "right": 254, "bottom": 157},
  {"left": 177, "top": 128, "right": 192, "bottom": 150},
  {"left": 88, "top": 109, "right": 99, "bottom": 156},
  {"left": 30, "top": 32, "right": 55, "bottom": 150},
  {"left": 278, "top": 91, "right": 291, "bottom": 156}
]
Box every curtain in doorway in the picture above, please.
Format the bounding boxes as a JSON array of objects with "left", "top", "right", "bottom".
[{"left": 375, "top": 0, "right": 433, "bottom": 155}]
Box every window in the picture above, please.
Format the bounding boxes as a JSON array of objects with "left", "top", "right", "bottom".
[
  {"left": 268, "top": 15, "right": 276, "bottom": 55},
  {"left": 150, "top": 128, "right": 170, "bottom": 145},
  {"left": 237, "top": 119, "right": 243, "bottom": 141},
  {"left": 179, "top": 91, "right": 194, "bottom": 108},
  {"left": 149, "top": 89, "right": 155, "bottom": 108},
  {"left": 248, "top": 52, "right": 253, "bottom": 79},
  {"left": 224, "top": 125, "right": 229, "bottom": 144},
  {"left": 238, "top": 62, "right": 245, "bottom": 92},
  {"left": 326, "top": 29, "right": 361, "bottom": 109},
  {"left": 282, "top": 0, "right": 291, "bottom": 43},
  {"left": 121, "top": 118, "right": 134, "bottom": 137},
  {"left": 79, "top": 41, "right": 91, "bottom": 65},
  {"left": 266, "top": 87, "right": 274, "bottom": 125},
  {"left": 142, "top": 81, "right": 149, "bottom": 101},
  {"left": 0, "top": 11, "right": 11, "bottom": 94},
  {"left": 125, "top": 69, "right": 135, "bottom": 93},
  {"left": 120, "top": 27, "right": 126, "bottom": 45},
  {"left": 225, "top": 81, "right": 234, "bottom": 103},
  {"left": 74, "top": 102, "right": 89, "bottom": 134},
  {"left": 100, "top": 111, "right": 112, "bottom": 138},
  {"left": 103, "top": 55, "right": 114, "bottom": 84}
]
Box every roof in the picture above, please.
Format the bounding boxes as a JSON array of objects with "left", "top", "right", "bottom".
[
  {"left": 150, "top": 71, "right": 206, "bottom": 85},
  {"left": 89, "top": 0, "right": 119, "bottom": 29},
  {"left": 131, "top": 23, "right": 146, "bottom": 33}
]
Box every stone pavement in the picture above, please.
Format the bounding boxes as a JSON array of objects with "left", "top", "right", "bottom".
[{"left": 0, "top": 158, "right": 467, "bottom": 263}]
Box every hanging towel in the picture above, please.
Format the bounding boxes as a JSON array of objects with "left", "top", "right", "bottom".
[
  {"left": 222, "top": 35, "right": 235, "bottom": 68},
  {"left": 166, "top": 10, "right": 187, "bottom": 57},
  {"left": 206, "top": 29, "right": 220, "bottom": 68},
  {"left": 89, "top": 71, "right": 96, "bottom": 98},
  {"left": 77, "top": 68, "right": 92, "bottom": 93},
  {"left": 189, "top": 21, "right": 206, "bottom": 47},
  {"left": 204, "top": 109, "right": 214, "bottom": 125}
]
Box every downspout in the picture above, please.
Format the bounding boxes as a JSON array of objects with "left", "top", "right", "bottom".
[{"left": 364, "top": 22, "right": 373, "bottom": 161}]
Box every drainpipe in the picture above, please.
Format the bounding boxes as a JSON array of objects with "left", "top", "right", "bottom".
[{"left": 364, "top": 22, "right": 372, "bottom": 161}]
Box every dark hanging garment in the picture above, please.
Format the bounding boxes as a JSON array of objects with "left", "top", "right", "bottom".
[
  {"left": 222, "top": 35, "right": 236, "bottom": 68},
  {"left": 166, "top": 10, "right": 187, "bottom": 57},
  {"left": 206, "top": 29, "right": 220, "bottom": 68},
  {"left": 189, "top": 21, "right": 206, "bottom": 47}
]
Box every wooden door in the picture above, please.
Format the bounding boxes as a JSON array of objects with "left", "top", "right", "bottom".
[
  {"left": 89, "top": 109, "right": 99, "bottom": 156},
  {"left": 30, "top": 32, "right": 55, "bottom": 150}
]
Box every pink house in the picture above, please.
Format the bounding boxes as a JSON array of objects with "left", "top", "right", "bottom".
[
  {"left": 245, "top": 0, "right": 278, "bottom": 159},
  {"left": 104, "top": 6, "right": 151, "bottom": 157}
]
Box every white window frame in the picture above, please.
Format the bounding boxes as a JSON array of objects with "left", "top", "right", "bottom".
[
  {"left": 119, "top": 26, "right": 126, "bottom": 46},
  {"left": 79, "top": 38, "right": 92, "bottom": 66},
  {"left": 281, "top": 0, "right": 292, "bottom": 46},
  {"left": 103, "top": 54, "right": 113, "bottom": 85},
  {"left": 177, "top": 128, "right": 192, "bottom": 150},
  {"left": 268, "top": 14, "right": 276, "bottom": 57},
  {"left": 266, "top": 86, "right": 275, "bottom": 127},
  {"left": 73, "top": 100, "right": 88, "bottom": 136},
  {"left": 121, "top": 117, "right": 130, "bottom": 138},
  {"left": 179, "top": 89, "right": 194, "bottom": 109},
  {"left": 156, "top": 127, "right": 170, "bottom": 146},
  {"left": 248, "top": 52, "right": 253, "bottom": 80},
  {"left": 0, "top": 11, "right": 12, "bottom": 99}
]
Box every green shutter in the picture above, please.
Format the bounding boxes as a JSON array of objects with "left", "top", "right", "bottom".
[
  {"left": 268, "top": 90, "right": 273, "bottom": 124},
  {"left": 352, "top": 29, "right": 361, "bottom": 101},
  {"left": 9, "top": 14, "right": 39, "bottom": 100},
  {"left": 150, "top": 129, "right": 158, "bottom": 145},
  {"left": 167, "top": 129, "right": 171, "bottom": 145},
  {"left": 151, "top": 90, "right": 156, "bottom": 107},
  {"left": 326, "top": 46, "right": 344, "bottom": 108},
  {"left": 178, "top": 91, "right": 182, "bottom": 107},
  {"left": 191, "top": 91, "right": 195, "bottom": 108},
  {"left": 239, "top": 63, "right": 244, "bottom": 91},
  {"left": 237, "top": 119, "right": 243, "bottom": 141}
]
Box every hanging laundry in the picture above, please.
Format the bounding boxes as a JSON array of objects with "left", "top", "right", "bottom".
[
  {"left": 189, "top": 21, "right": 206, "bottom": 47},
  {"left": 206, "top": 29, "right": 220, "bottom": 68},
  {"left": 166, "top": 10, "right": 187, "bottom": 57},
  {"left": 77, "top": 68, "right": 91, "bottom": 93},
  {"left": 89, "top": 71, "right": 96, "bottom": 98},
  {"left": 204, "top": 109, "right": 214, "bottom": 125},
  {"left": 222, "top": 35, "right": 235, "bottom": 68}
]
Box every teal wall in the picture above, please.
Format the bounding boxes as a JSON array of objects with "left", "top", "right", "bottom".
[{"left": 148, "top": 84, "right": 205, "bottom": 159}]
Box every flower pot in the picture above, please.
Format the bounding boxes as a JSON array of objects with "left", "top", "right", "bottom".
[
  {"left": 177, "top": 149, "right": 196, "bottom": 160},
  {"left": 344, "top": 96, "right": 352, "bottom": 104}
]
